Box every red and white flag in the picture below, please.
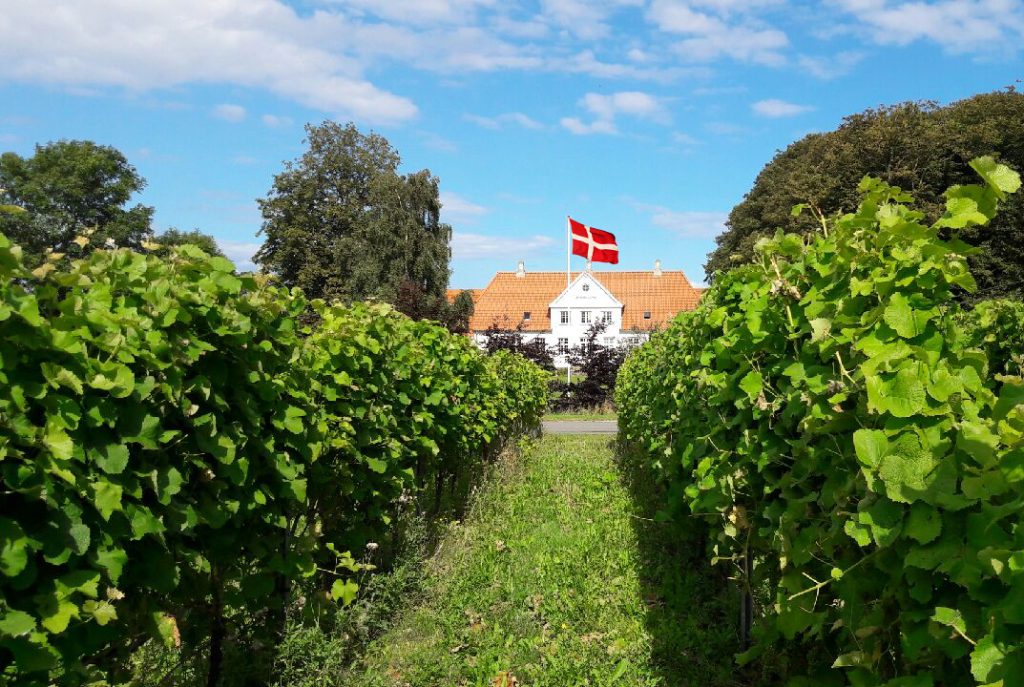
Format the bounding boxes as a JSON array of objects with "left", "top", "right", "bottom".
[{"left": 569, "top": 217, "right": 619, "bottom": 264}]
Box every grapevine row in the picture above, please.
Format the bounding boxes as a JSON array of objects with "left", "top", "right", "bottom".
[
  {"left": 617, "top": 158, "right": 1024, "bottom": 685},
  {"left": 0, "top": 239, "right": 549, "bottom": 685}
]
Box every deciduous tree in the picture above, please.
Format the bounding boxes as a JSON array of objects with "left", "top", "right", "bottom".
[
  {"left": 255, "top": 122, "right": 451, "bottom": 307},
  {"left": 707, "top": 90, "right": 1024, "bottom": 302},
  {"left": 0, "top": 140, "right": 153, "bottom": 265}
]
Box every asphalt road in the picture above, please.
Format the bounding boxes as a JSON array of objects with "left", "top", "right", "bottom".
[{"left": 542, "top": 420, "right": 618, "bottom": 435}]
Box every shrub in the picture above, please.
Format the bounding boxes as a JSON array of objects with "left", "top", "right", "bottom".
[
  {"left": 618, "top": 158, "right": 1024, "bottom": 685},
  {"left": 961, "top": 299, "right": 1024, "bottom": 377},
  {"left": 0, "top": 237, "right": 547, "bottom": 686}
]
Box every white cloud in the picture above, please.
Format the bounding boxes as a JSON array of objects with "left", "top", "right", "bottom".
[
  {"left": 672, "top": 131, "right": 701, "bottom": 145},
  {"left": 232, "top": 154, "right": 259, "bottom": 165},
  {"left": 832, "top": 0, "right": 1024, "bottom": 54},
  {"left": 464, "top": 112, "right": 544, "bottom": 130},
  {"left": 559, "top": 49, "right": 706, "bottom": 81},
  {"left": 560, "top": 116, "right": 618, "bottom": 135},
  {"left": 219, "top": 240, "right": 262, "bottom": 271},
  {"left": 261, "top": 114, "right": 293, "bottom": 127},
  {"left": 451, "top": 232, "right": 555, "bottom": 259},
  {"left": 797, "top": 51, "right": 865, "bottom": 79},
  {"left": 585, "top": 91, "right": 669, "bottom": 122},
  {"left": 440, "top": 191, "right": 488, "bottom": 223},
  {"left": 562, "top": 90, "right": 669, "bottom": 135},
  {"left": 635, "top": 204, "right": 728, "bottom": 238},
  {"left": 0, "top": 0, "right": 418, "bottom": 124},
  {"left": 647, "top": 0, "right": 789, "bottom": 65},
  {"left": 752, "top": 98, "right": 814, "bottom": 117},
  {"left": 337, "top": 0, "right": 499, "bottom": 24},
  {"left": 213, "top": 104, "right": 247, "bottom": 122}
]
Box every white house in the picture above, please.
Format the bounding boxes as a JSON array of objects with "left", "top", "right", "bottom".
[{"left": 452, "top": 260, "right": 704, "bottom": 368}]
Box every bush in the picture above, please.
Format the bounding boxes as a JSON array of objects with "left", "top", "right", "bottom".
[
  {"left": 0, "top": 236, "right": 548, "bottom": 686},
  {"left": 618, "top": 158, "right": 1024, "bottom": 685},
  {"left": 961, "top": 299, "right": 1024, "bottom": 377}
]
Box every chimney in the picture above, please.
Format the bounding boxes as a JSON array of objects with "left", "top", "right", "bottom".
[
  {"left": 516, "top": 260, "right": 526, "bottom": 277},
  {"left": 654, "top": 259, "right": 662, "bottom": 277}
]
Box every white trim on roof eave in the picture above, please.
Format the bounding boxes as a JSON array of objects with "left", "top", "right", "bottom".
[{"left": 548, "top": 271, "right": 623, "bottom": 309}]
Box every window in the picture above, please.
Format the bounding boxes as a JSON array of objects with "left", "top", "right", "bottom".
[
  {"left": 603, "top": 336, "right": 616, "bottom": 347},
  {"left": 557, "top": 337, "right": 569, "bottom": 354},
  {"left": 602, "top": 310, "right": 613, "bottom": 323},
  {"left": 643, "top": 311, "right": 651, "bottom": 320},
  {"left": 523, "top": 311, "right": 531, "bottom": 321},
  {"left": 580, "top": 338, "right": 591, "bottom": 354},
  {"left": 581, "top": 310, "right": 592, "bottom": 324},
  {"left": 582, "top": 284, "right": 590, "bottom": 292},
  {"left": 560, "top": 310, "right": 569, "bottom": 324}
]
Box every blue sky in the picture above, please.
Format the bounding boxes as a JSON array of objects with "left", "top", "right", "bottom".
[{"left": 1, "top": 1, "right": 1023, "bottom": 288}]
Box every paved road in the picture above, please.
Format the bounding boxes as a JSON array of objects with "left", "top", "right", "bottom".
[{"left": 542, "top": 420, "right": 618, "bottom": 435}]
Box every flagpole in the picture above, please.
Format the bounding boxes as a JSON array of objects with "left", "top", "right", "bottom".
[
  {"left": 566, "top": 215, "right": 571, "bottom": 290},
  {"left": 565, "top": 215, "right": 571, "bottom": 387}
]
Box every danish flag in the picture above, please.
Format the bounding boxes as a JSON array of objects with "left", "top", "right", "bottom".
[{"left": 569, "top": 217, "right": 619, "bottom": 264}]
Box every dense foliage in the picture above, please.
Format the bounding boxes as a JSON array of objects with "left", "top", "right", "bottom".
[
  {"left": 255, "top": 122, "right": 452, "bottom": 312},
  {"left": 618, "top": 158, "right": 1024, "bottom": 685},
  {"left": 151, "top": 229, "right": 224, "bottom": 258},
  {"left": 708, "top": 91, "right": 1024, "bottom": 303},
  {"left": 551, "top": 322, "right": 627, "bottom": 411},
  {"left": 0, "top": 234, "right": 547, "bottom": 686},
  {"left": 0, "top": 140, "right": 154, "bottom": 267},
  {"left": 962, "top": 299, "right": 1024, "bottom": 378}
]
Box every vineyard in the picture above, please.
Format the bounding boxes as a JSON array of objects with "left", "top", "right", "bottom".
[
  {"left": 617, "top": 158, "right": 1024, "bottom": 685},
  {"left": 0, "top": 236, "right": 548, "bottom": 686}
]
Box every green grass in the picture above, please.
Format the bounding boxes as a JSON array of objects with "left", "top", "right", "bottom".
[
  {"left": 543, "top": 411, "right": 618, "bottom": 421},
  {"left": 342, "top": 434, "right": 743, "bottom": 686}
]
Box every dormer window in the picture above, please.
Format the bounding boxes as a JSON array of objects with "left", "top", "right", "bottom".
[
  {"left": 643, "top": 311, "right": 651, "bottom": 320},
  {"left": 523, "top": 311, "right": 531, "bottom": 321},
  {"left": 582, "top": 284, "right": 590, "bottom": 292}
]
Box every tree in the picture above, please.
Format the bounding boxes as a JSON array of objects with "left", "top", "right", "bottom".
[
  {"left": 707, "top": 90, "right": 1024, "bottom": 302},
  {"left": 0, "top": 140, "right": 153, "bottom": 265},
  {"left": 440, "top": 289, "right": 475, "bottom": 334},
  {"left": 554, "top": 321, "right": 627, "bottom": 410},
  {"left": 152, "top": 228, "right": 224, "bottom": 258},
  {"left": 255, "top": 122, "right": 452, "bottom": 308},
  {"left": 480, "top": 321, "right": 555, "bottom": 370}
]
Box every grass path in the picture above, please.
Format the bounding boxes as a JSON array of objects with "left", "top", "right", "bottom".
[{"left": 344, "top": 434, "right": 740, "bottom": 686}]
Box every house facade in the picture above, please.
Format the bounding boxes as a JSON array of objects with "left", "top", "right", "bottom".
[{"left": 454, "top": 260, "right": 704, "bottom": 368}]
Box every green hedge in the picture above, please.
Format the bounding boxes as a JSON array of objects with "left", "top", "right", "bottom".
[
  {"left": 0, "top": 236, "right": 547, "bottom": 685},
  {"left": 617, "top": 158, "right": 1024, "bottom": 686}
]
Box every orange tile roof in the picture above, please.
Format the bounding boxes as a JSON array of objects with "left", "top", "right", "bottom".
[
  {"left": 446, "top": 288, "right": 480, "bottom": 303},
  {"left": 467, "top": 271, "right": 703, "bottom": 332}
]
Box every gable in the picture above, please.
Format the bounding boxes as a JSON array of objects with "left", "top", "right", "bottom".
[{"left": 550, "top": 272, "right": 622, "bottom": 308}]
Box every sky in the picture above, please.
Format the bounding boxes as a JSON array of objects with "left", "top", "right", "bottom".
[{"left": 1, "top": 1, "right": 1023, "bottom": 288}]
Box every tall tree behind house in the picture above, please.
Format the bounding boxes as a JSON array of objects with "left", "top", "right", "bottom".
[{"left": 255, "top": 121, "right": 452, "bottom": 314}]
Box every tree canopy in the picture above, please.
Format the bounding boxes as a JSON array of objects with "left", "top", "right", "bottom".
[
  {"left": 152, "top": 228, "right": 224, "bottom": 258},
  {"left": 255, "top": 122, "right": 452, "bottom": 311},
  {"left": 0, "top": 140, "right": 153, "bottom": 265},
  {"left": 707, "top": 90, "right": 1024, "bottom": 302}
]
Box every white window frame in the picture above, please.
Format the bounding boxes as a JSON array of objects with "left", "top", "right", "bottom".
[
  {"left": 560, "top": 310, "right": 569, "bottom": 324},
  {"left": 601, "top": 310, "right": 613, "bottom": 324},
  {"left": 581, "top": 310, "right": 592, "bottom": 324},
  {"left": 557, "top": 337, "right": 569, "bottom": 354}
]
